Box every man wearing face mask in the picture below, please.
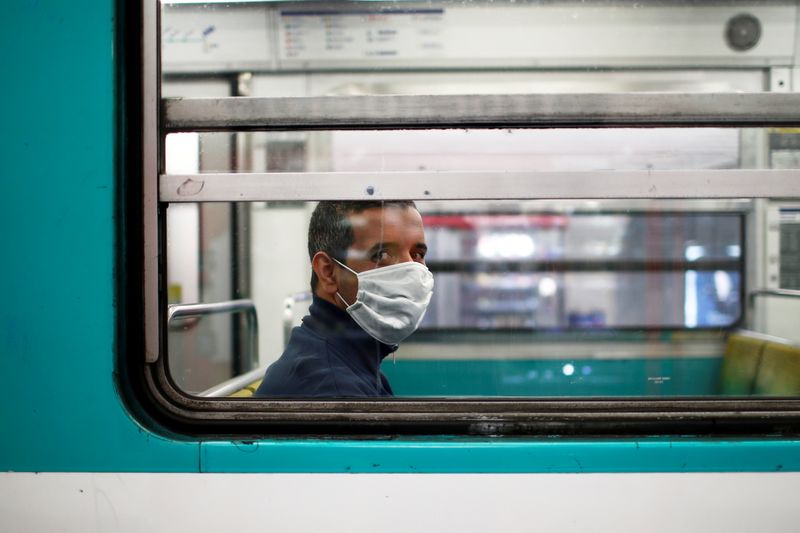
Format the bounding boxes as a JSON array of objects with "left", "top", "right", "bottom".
[{"left": 253, "top": 200, "right": 434, "bottom": 398}]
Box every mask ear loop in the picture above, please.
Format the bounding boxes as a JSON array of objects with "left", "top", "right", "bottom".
[
  {"left": 333, "top": 258, "right": 357, "bottom": 308},
  {"left": 335, "top": 292, "right": 352, "bottom": 308}
]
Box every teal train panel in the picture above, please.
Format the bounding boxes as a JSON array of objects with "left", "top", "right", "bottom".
[
  {"left": 383, "top": 358, "right": 723, "bottom": 396},
  {"left": 200, "top": 438, "right": 800, "bottom": 474},
  {"left": 0, "top": 0, "right": 198, "bottom": 473}
]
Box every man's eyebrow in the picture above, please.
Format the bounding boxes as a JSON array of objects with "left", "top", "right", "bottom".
[
  {"left": 362, "top": 242, "right": 427, "bottom": 255},
  {"left": 366, "top": 242, "right": 391, "bottom": 254}
]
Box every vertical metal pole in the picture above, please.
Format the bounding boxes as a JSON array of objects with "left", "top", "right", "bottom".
[
  {"left": 231, "top": 72, "right": 254, "bottom": 374},
  {"left": 143, "top": 0, "right": 161, "bottom": 362}
]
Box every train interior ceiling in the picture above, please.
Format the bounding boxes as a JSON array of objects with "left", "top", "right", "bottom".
[{"left": 161, "top": 1, "right": 800, "bottom": 398}]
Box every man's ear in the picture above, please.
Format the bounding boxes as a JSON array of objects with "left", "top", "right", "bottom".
[{"left": 311, "top": 251, "right": 338, "bottom": 297}]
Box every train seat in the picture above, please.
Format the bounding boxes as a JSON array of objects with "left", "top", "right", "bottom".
[
  {"left": 229, "top": 379, "right": 262, "bottom": 397},
  {"left": 753, "top": 341, "right": 800, "bottom": 396},
  {"left": 720, "top": 331, "right": 800, "bottom": 396},
  {"left": 719, "top": 332, "right": 768, "bottom": 395}
]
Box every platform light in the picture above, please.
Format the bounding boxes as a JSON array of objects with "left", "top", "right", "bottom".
[
  {"left": 538, "top": 277, "right": 557, "bottom": 297},
  {"left": 685, "top": 245, "right": 705, "bottom": 262},
  {"left": 477, "top": 233, "right": 535, "bottom": 259},
  {"left": 684, "top": 270, "right": 698, "bottom": 328},
  {"left": 714, "top": 270, "right": 733, "bottom": 300}
]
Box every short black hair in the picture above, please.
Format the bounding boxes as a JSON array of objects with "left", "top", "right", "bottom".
[{"left": 308, "top": 200, "right": 417, "bottom": 292}]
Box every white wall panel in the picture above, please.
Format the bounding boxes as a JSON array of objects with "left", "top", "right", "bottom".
[
  {"left": 2, "top": 472, "right": 799, "bottom": 533},
  {"left": 163, "top": 2, "right": 797, "bottom": 73}
]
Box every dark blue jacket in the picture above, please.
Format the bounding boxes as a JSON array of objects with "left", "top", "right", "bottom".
[{"left": 254, "top": 296, "right": 396, "bottom": 398}]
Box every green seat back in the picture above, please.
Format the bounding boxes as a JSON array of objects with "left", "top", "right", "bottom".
[
  {"left": 719, "top": 333, "right": 766, "bottom": 395},
  {"left": 753, "top": 342, "right": 800, "bottom": 396}
]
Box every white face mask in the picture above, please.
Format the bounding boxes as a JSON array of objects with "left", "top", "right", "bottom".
[{"left": 334, "top": 259, "right": 434, "bottom": 345}]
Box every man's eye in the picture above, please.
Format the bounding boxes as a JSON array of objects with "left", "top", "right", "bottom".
[
  {"left": 414, "top": 251, "right": 426, "bottom": 261},
  {"left": 371, "top": 250, "right": 389, "bottom": 262}
]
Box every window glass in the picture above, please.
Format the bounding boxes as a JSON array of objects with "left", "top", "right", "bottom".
[
  {"left": 156, "top": 0, "right": 800, "bottom": 406},
  {"left": 165, "top": 199, "right": 745, "bottom": 398},
  {"left": 165, "top": 128, "right": 799, "bottom": 174}
]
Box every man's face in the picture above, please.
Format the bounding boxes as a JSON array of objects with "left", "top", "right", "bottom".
[{"left": 335, "top": 206, "right": 427, "bottom": 307}]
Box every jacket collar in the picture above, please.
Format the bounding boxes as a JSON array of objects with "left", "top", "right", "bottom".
[{"left": 303, "top": 295, "right": 397, "bottom": 372}]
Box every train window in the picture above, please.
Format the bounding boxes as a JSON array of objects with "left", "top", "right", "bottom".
[
  {"left": 164, "top": 198, "right": 747, "bottom": 397},
  {"left": 139, "top": 0, "right": 800, "bottom": 434}
]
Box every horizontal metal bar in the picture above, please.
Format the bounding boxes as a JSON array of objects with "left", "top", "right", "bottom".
[
  {"left": 166, "top": 299, "right": 259, "bottom": 368},
  {"left": 426, "top": 259, "right": 742, "bottom": 273},
  {"left": 199, "top": 366, "right": 266, "bottom": 398},
  {"left": 734, "top": 329, "right": 800, "bottom": 350},
  {"left": 748, "top": 288, "right": 800, "bottom": 306},
  {"left": 160, "top": 170, "right": 800, "bottom": 202},
  {"left": 417, "top": 199, "right": 754, "bottom": 213},
  {"left": 167, "top": 298, "right": 257, "bottom": 322},
  {"left": 164, "top": 93, "right": 800, "bottom": 131}
]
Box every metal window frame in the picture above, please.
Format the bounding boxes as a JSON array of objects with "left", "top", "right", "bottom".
[
  {"left": 143, "top": 0, "right": 161, "bottom": 364},
  {"left": 164, "top": 93, "right": 800, "bottom": 131},
  {"left": 141, "top": 1, "right": 800, "bottom": 436},
  {"left": 160, "top": 169, "right": 800, "bottom": 204}
]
